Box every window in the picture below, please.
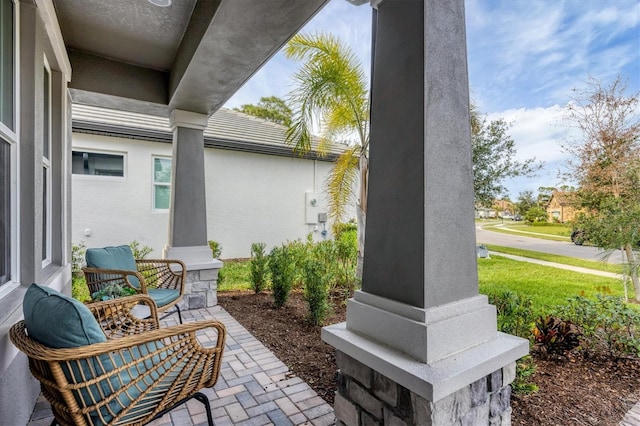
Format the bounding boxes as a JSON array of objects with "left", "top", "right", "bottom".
[
  {"left": 0, "top": 139, "right": 9, "bottom": 285},
  {"left": 42, "top": 63, "right": 51, "bottom": 265},
  {"left": 72, "top": 151, "right": 124, "bottom": 176},
  {"left": 0, "top": 0, "right": 13, "bottom": 285},
  {"left": 153, "top": 157, "right": 171, "bottom": 210},
  {"left": 0, "top": 0, "right": 14, "bottom": 131}
]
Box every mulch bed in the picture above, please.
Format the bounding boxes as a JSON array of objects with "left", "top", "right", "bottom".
[{"left": 218, "top": 290, "right": 640, "bottom": 425}]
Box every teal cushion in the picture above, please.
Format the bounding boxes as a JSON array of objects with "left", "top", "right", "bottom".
[
  {"left": 147, "top": 289, "right": 180, "bottom": 307},
  {"left": 90, "top": 341, "right": 176, "bottom": 424},
  {"left": 23, "top": 284, "right": 106, "bottom": 348},
  {"left": 86, "top": 245, "right": 140, "bottom": 288}
]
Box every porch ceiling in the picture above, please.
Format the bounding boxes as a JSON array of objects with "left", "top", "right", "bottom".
[{"left": 52, "top": 0, "right": 330, "bottom": 117}]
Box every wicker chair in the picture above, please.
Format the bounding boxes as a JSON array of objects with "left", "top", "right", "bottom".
[
  {"left": 11, "top": 294, "right": 226, "bottom": 426},
  {"left": 83, "top": 245, "right": 186, "bottom": 323}
]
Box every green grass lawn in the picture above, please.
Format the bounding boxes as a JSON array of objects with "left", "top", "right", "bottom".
[
  {"left": 504, "top": 223, "right": 571, "bottom": 237},
  {"left": 218, "top": 259, "right": 253, "bottom": 292},
  {"left": 478, "top": 255, "right": 629, "bottom": 316},
  {"left": 485, "top": 244, "right": 624, "bottom": 274},
  {"left": 483, "top": 222, "right": 571, "bottom": 242},
  {"left": 216, "top": 256, "right": 630, "bottom": 317}
]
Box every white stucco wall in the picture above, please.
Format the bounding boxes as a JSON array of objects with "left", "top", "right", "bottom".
[{"left": 71, "top": 132, "right": 354, "bottom": 259}]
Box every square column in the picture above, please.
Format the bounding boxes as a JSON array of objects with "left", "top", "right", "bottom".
[
  {"left": 323, "top": 0, "right": 528, "bottom": 423},
  {"left": 164, "top": 109, "right": 222, "bottom": 308}
]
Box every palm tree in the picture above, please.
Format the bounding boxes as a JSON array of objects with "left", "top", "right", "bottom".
[{"left": 284, "top": 33, "right": 370, "bottom": 273}]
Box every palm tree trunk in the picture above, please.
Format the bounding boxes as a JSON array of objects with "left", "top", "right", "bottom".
[
  {"left": 623, "top": 243, "right": 640, "bottom": 302},
  {"left": 356, "top": 155, "right": 369, "bottom": 280},
  {"left": 356, "top": 204, "right": 365, "bottom": 280}
]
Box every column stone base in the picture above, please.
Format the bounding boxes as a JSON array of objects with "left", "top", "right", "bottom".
[
  {"left": 333, "top": 350, "right": 517, "bottom": 426},
  {"left": 322, "top": 321, "right": 527, "bottom": 404},
  {"left": 164, "top": 245, "right": 223, "bottom": 309}
]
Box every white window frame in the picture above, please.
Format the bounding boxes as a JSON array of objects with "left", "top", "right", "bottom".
[
  {"left": 71, "top": 149, "right": 127, "bottom": 179},
  {"left": 152, "top": 156, "right": 171, "bottom": 212},
  {"left": 0, "top": 0, "right": 18, "bottom": 292},
  {"left": 41, "top": 56, "right": 52, "bottom": 267}
]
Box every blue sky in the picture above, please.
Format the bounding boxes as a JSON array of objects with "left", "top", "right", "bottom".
[{"left": 225, "top": 0, "right": 640, "bottom": 199}]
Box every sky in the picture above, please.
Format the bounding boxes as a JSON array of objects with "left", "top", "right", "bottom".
[{"left": 224, "top": 0, "right": 640, "bottom": 199}]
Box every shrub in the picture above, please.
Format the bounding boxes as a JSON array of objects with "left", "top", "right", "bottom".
[
  {"left": 250, "top": 242, "right": 269, "bottom": 294},
  {"left": 285, "top": 235, "right": 313, "bottom": 288},
  {"left": 304, "top": 259, "right": 329, "bottom": 326},
  {"left": 333, "top": 221, "right": 357, "bottom": 239},
  {"left": 486, "top": 290, "right": 535, "bottom": 340},
  {"left": 91, "top": 283, "right": 137, "bottom": 302},
  {"left": 129, "top": 240, "right": 153, "bottom": 259},
  {"left": 524, "top": 206, "right": 547, "bottom": 224},
  {"left": 560, "top": 295, "right": 640, "bottom": 357},
  {"left": 208, "top": 240, "right": 222, "bottom": 258},
  {"left": 533, "top": 315, "right": 581, "bottom": 355},
  {"left": 269, "top": 246, "right": 294, "bottom": 308},
  {"left": 335, "top": 228, "right": 358, "bottom": 290},
  {"left": 512, "top": 355, "right": 538, "bottom": 395},
  {"left": 72, "top": 274, "right": 90, "bottom": 302},
  {"left": 71, "top": 241, "right": 87, "bottom": 276}
]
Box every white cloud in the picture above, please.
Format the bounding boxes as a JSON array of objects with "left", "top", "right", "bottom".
[{"left": 487, "top": 105, "right": 576, "bottom": 163}]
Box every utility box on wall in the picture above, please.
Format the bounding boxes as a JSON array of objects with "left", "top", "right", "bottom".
[{"left": 305, "top": 192, "right": 319, "bottom": 224}]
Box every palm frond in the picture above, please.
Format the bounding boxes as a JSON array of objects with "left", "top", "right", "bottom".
[
  {"left": 285, "top": 33, "right": 368, "bottom": 154},
  {"left": 325, "top": 146, "right": 360, "bottom": 223}
]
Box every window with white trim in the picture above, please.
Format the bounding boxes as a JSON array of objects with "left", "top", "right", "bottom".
[
  {"left": 0, "top": 0, "right": 14, "bottom": 285},
  {"left": 42, "top": 62, "right": 52, "bottom": 266},
  {"left": 72, "top": 151, "right": 125, "bottom": 176},
  {"left": 153, "top": 157, "right": 171, "bottom": 210}
]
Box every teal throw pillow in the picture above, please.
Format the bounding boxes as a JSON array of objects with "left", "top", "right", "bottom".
[
  {"left": 86, "top": 245, "right": 140, "bottom": 288},
  {"left": 23, "top": 284, "right": 106, "bottom": 348}
]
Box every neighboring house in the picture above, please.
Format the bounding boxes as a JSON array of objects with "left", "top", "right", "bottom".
[
  {"left": 475, "top": 206, "right": 496, "bottom": 219},
  {"left": 493, "top": 199, "right": 515, "bottom": 218},
  {"left": 546, "top": 190, "right": 579, "bottom": 223},
  {"left": 71, "top": 105, "right": 354, "bottom": 258}
]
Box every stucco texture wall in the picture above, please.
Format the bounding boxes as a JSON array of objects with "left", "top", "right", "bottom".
[{"left": 71, "top": 133, "right": 354, "bottom": 259}]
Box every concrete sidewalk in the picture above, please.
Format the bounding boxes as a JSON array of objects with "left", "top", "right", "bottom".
[{"left": 488, "top": 251, "right": 622, "bottom": 279}]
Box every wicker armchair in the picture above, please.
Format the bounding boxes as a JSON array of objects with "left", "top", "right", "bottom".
[
  {"left": 11, "top": 294, "right": 225, "bottom": 426},
  {"left": 83, "top": 246, "right": 186, "bottom": 323}
]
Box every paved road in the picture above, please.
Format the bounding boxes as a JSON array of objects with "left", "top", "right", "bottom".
[{"left": 475, "top": 225, "right": 625, "bottom": 264}]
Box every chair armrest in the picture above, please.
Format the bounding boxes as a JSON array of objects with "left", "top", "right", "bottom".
[
  {"left": 86, "top": 294, "right": 160, "bottom": 338},
  {"left": 12, "top": 320, "right": 226, "bottom": 381},
  {"left": 136, "top": 259, "right": 186, "bottom": 293},
  {"left": 83, "top": 266, "right": 149, "bottom": 294},
  {"left": 10, "top": 319, "right": 226, "bottom": 425}
]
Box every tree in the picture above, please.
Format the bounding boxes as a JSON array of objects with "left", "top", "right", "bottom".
[
  {"left": 537, "top": 186, "right": 555, "bottom": 206},
  {"left": 472, "top": 118, "right": 543, "bottom": 206},
  {"left": 284, "top": 33, "right": 369, "bottom": 273},
  {"left": 516, "top": 190, "right": 537, "bottom": 215},
  {"left": 563, "top": 76, "right": 640, "bottom": 300},
  {"left": 524, "top": 206, "right": 547, "bottom": 223},
  {"left": 235, "top": 96, "right": 293, "bottom": 127}
]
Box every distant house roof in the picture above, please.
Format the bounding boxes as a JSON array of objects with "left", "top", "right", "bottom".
[
  {"left": 548, "top": 190, "right": 578, "bottom": 207},
  {"left": 72, "top": 104, "right": 344, "bottom": 161}
]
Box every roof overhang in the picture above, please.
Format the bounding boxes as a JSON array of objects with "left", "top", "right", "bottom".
[{"left": 54, "top": 0, "right": 330, "bottom": 117}]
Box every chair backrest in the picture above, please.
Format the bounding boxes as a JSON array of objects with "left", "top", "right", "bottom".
[
  {"left": 86, "top": 245, "right": 140, "bottom": 288},
  {"left": 16, "top": 285, "right": 171, "bottom": 425}
]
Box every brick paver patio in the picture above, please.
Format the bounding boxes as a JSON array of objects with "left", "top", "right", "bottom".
[{"left": 27, "top": 306, "right": 335, "bottom": 426}]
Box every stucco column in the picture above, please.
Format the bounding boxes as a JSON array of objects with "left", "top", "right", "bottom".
[
  {"left": 322, "top": 0, "right": 528, "bottom": 420},
  {"left": 164, "top": 110, "right": 222, "bottom": 308}
]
